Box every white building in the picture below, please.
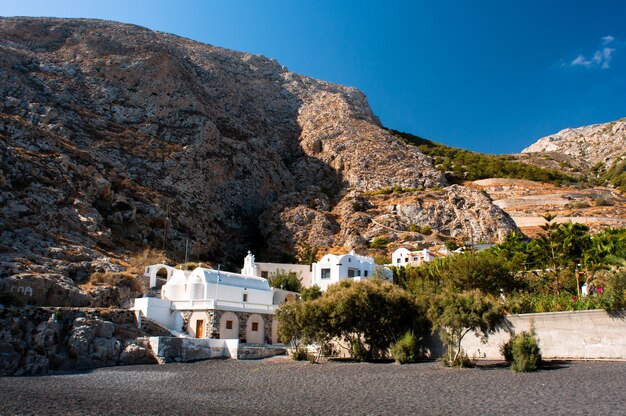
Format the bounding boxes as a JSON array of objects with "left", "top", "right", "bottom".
[
  {"left": 134, "top": 253, "right": 292, "bottom": 344},
  {"left": 391, "top": 248, "right": 434, "bottom": 267},
  {"left": 311, "top": 250, "right": 392, "bottom": 291}
]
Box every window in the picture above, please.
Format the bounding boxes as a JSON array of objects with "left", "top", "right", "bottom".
[
  {"left": 251, "top": 322, "right": 259, "bottom": 331},
  {"left": 321, "top": 268, "right": 331, "bottom": 279},
  {"left": 348, "top": 258, "right": 351, "bottom": 262},
  {"left": 364, "top": 270, "right": 368, "bottom": 277},
  {"left": 348, "top": 268, "right": 359, "bottom": 278},
  {"left": 226, "top": 320, "right": 233, "bottom": 330},
  {"left": 243, "top": 293, "right": 248, "bottom": 302},
  {"left": 405, "top": 258, "right": 409, "bottom": 263},
  {"left": 396, "top": 258, "right": 401, "bottom": 264},
  {"left": 261, "top": 271, "right": 268, "bottom": 278}
]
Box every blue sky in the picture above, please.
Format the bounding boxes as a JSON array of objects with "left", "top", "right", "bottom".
[{"left": 3, "top": 1, "right": 626, "bottom": 153}]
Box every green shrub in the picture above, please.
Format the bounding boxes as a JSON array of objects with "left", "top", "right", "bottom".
[
  {"left": 390, "top": 331, "right": 422, "bottom": 364},
  {"left": 290, "top": 347, "right": 309, "bottom": 361},
  {"left": 268, "top": 269, "right": 303, "bottom": 293},
  {"left": 409, "top": 224, "right": 419, "bottom": 233},
  {"left": 601, "top": 269, "right": 626, "bottom": 311},
  {"left": 419, "top": 225, "right": 433, "bottom": 235},
  {"left": 441, "top": 347, "right": 473, "bottom": 368},
  {"left": 369, "top": 237, "right": 390, "bottom": 249},
  {"left": 500, "top": 337, "right": 513, "bottom": 364},
  {"left": 300, "top": 285, "right": 322, "bottom": 301},
  {"left": 510, "top": 331, "right": 542, "bottom": 373}
]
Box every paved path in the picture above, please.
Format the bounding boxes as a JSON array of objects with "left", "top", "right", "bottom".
[{"left": 0, "top": 359, "right": 624, "bottom": 415}]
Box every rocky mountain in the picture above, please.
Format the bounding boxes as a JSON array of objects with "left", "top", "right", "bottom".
[
  {"left": 522, "top": 118, "right": 626, "bottom": 167},
  {"left": 0, "top": 17, "right": 517, "bottom": 283}
]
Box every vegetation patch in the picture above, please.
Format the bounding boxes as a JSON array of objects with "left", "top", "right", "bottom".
[{"left": 388, "top": 129, "right": 578, "bottom": 185}]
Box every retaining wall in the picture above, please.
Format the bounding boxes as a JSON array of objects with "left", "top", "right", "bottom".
[
  {"left": 461, "top": 309, "right": 626, "bottom": 360},
  {"left": 149, "top": 337, "right": 238, "bottom": 362}
]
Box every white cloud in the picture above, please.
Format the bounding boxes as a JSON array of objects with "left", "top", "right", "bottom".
[
  {"left": 602, "top": 35, "right": 615, "bottom": 45},
  {"left": 567, "top": 36, "right": 617, "bottom": 69}
]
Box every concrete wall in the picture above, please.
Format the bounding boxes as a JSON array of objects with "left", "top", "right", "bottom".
[
  {"left": 148, "top": 337, "right": 285, "bottom": 361},
  {"left": 462, "top": 309, "right": 626, "bottom": 360},
  {"left": 134, "top": 297, "right": 177, "bottom": 328},
  {"left": 149, "top": 337, "right": 239, "bottom": 362},
  {"left": 255, "top": 263, "right": 313, "bottom": 288}
]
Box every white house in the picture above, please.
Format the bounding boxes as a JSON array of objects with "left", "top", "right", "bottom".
[
  {"left": 391, "top": 248, "right": 434, "bottom": 267},
  {"left": 311, "top": 250, "right": 392, "bottom": 291}
]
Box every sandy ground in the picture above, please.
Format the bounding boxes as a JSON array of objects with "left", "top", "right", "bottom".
[{"left": 0, "top": 358, "right": 624, "bottom": 415}]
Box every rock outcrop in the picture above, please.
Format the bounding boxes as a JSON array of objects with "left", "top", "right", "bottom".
[
  {"left": 522, "top": 118, "right": 626, "bottom": 167},
  {"left": 0, "top": 307, "right": 160, "bottom": 376},
  {"left": 0, "top": 17, "right": 518, "bottom": 281}
]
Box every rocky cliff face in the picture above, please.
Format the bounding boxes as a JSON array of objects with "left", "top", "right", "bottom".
[
  {"left": 0, "top": 17, "right": 517, "bottom": 281},
  {"left": 0, "top": 307, "right": 161, "bottom": 376},
  {"left": 522, "top": 118, "right": 626, "bottom": 167}
]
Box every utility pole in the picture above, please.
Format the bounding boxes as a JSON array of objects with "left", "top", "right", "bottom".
[{"left": 163, "top": 201, "right": 170, "bottom": 251}]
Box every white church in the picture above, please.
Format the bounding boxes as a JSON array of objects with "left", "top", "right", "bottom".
[{"left": 133, "top": 252, "right": 292, "bottom": 344}]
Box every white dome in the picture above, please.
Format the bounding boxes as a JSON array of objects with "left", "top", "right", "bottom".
[
  {"left": 162, "top": 269, "right": 188, "bottom": 301},
  {"left": 185, "top": 272, "right": 205, "bottom": 300}
]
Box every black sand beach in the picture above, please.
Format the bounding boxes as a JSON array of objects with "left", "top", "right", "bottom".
[{"left": 0, "top": 358, "right": 624, "bottom": 415}]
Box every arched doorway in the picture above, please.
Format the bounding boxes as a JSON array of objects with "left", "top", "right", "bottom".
[
  {"left": 246, "top": 314, "right": 265, "bottom": 345},
  {"left": 219, "top": 311, "right": 239, "bottom": 339},
  {"left": 148, "top": 264, "right": 175, "bottom": 288}
]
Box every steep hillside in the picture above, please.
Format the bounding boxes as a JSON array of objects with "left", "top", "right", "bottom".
[
  {"left": 389, "top": 129, "right": 577, "bottom": 185},
  {"left": 522, "top": 118, "right": 626, "bottom": 168},
  {"left": 0, "top": 17, "right": 517, "bottom": 281}
]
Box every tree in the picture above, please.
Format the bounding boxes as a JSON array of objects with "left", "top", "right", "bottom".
[
  {"left": 300, "top": 285, "right": 322, "bottom": 301},
  {"left": 296, "top": 244, "right": 318, "bottom": 265},
  {"left": 275, "top": 279, "right": 429, "bottom": 362},
  {"left": 268, "top": 269, "right": 302, "bottom": 293},
  {"left": 427, "top": 289, "right": 504, "bottom": 367},
  {"left": 441, "top": 251, "right": 518, "bottom": 295},
  {"left": 491, "top": 232, "right": 530, "bottom": 271}
]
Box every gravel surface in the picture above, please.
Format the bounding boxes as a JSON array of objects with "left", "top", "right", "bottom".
[{"left": 0, "top": 358, "right": 624, "bottom": 416}]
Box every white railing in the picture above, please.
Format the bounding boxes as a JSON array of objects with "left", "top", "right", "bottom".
[
  {"left": 170, "top": 299, "right": 274, "bottom": 312},
  {"left": 216, "top": 300, "right": 274, "bottom": 312},
  {"left": 171, "top": 299, "right": 215, "bottom": 310}
]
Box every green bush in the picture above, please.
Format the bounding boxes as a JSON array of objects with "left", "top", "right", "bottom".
[
  {"left": 510, "top": 331, "right": 542, "bottom": 373},
  {"left": 390, "top": 331, "right": 422, "bottom": 364},
  {"left": 601, "top": 268, "right": 626, "bottom": 311},
  {"left": 419, "top": 225, "right": 433, "bottom": 235},
  {"left": 369, "top": 237, "right": 390, "bottom": 249},
  {"left": 268, "top": 269, "right": 303, "bottom": 293},
  {"left": 290, "top": 347, "right": 309, "bottom": 361},
  {"left": 300, "top": 285, "right": 322, "bottom": 301},
  {"left": 409, "top": 224, "right": 419, "bottom": 233},
  {"left": 441, "top": 347, "right": 473, "bottom": 368},
  {"left": 500, "top": 338, "right": 513, "bottom": 363}
]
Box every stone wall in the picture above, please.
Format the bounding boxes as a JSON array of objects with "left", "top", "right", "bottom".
[
  {"left": 461, "top": 309, "right": 626, "bottom": 360},
  {"left": 202, "top": 309, "right": 274, "bottom": 344}
]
